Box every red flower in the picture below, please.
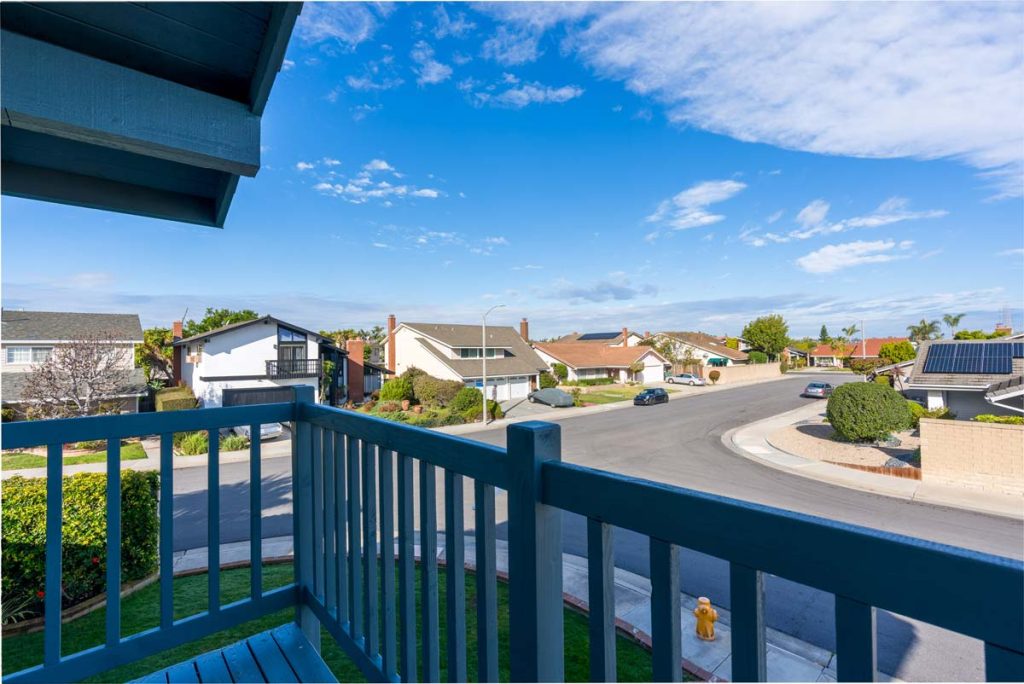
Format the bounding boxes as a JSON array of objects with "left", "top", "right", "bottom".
[
  {"left": 92, "top": 556, "right": 100, "bottom": 565},
  {"left": 36, "top": 590, "right": 45, "bottom": 599}
]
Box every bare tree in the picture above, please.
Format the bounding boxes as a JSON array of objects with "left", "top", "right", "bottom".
[{"left": 21, "top": 332, "right": 133, "bottom": 419}]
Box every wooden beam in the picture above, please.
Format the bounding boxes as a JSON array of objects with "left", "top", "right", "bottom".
[{"left": 1, "top": 29, "right": 260, "bottom": 177}]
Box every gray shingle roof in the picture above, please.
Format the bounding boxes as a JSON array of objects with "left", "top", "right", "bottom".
[
  {"left": 1, "top": 367, "right": 148, "bottom": 403},
  {"left": 401, "top": 323, "right": 547, "bottom": 378},
  {"left": 908, "top": 339, "right": 1023, "bottom": 389},
  {"left": 657, "top": 331, "right": 749, "bottom": 361},
  {"left": 2, "top": 310, "right": 143, "bottom": 341}
]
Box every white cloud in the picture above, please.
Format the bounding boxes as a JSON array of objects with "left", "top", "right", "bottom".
[
  {"left": 282, "top": 59, "right": 295, "bottom": 72},
  {"left": 296, "top": 161, "right": 315, "bottom": 171},
  {"left": 363, "top": 159, "right": 395, "bottom": 173},
  {"left": 481, "top": 25, "right": 542, "bottom": 65},
  {"left": 489, "top": 3, "right": 1024, "bottom": 197},
  {"left": 647, "top": 179, "right": 746, "bottom": 231},
  {"left": 512, "top": 264, "right": 543, "bottom": 271},
  {"left": 484, "top": 236, "right": 509, "bottom": 246},
  {"left": 434, "top": 5, "right": 475, "bottom": 39},
  {"left": 788, "top": 196, "right": 947, "bottom": 239},
  {"left": 796, "top": 200, "right": 830, "bottom": 230},
  {"left": 766, "top": 210, "right": 783, "bottom": 224},
  {"left": 295, "top": 3, "right": 392, "bottom": 50},
  {"left": 410, "top": 41, "right": 453, "bottom": 86},
  {"left": 488, "top": 82, "right": 584, "bottom": 108},
  {"left": 411, "top": 188, "right": 441, "bottom": 198},
  {"left": 372, "top": 242, "right": 389, "bottom": 249},
  {"left": 796, "top": 240, "right": 910, "bottom": 274},
  {"left": 351, "top": 104, "right": 382, "bottom": 121},
  {"left": 321, "top": 157, "right": 341, "bottom": 167},
  {"left": 998, "top": 248, "right": 1024, "bottom": 257}
]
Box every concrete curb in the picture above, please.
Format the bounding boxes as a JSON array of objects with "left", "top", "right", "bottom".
[
  {"left": 172, "top": 534, "right": 843, "bottom": 683},
  {"left": 724, "top": 403, "right": 1024, "bottom": 520}
]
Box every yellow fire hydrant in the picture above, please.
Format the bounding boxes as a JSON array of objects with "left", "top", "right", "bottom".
[{"left": 693, "top": 596, "right": 718, "bottom": 641}]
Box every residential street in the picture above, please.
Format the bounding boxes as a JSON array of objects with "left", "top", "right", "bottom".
[{"left": 171, "top": 375, "right": 1023, "bottom": 681}]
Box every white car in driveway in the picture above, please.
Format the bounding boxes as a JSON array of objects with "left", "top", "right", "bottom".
[
  {"left": 666, "top": 373, "right": 705, "bottom": 386},
  {"left": 221, "top": 423, "right": 285, "bottom": 441}
]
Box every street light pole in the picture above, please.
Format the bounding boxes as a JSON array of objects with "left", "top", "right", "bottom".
[{"left": 482, "top": 304, "right": 506, "bottom": 424}]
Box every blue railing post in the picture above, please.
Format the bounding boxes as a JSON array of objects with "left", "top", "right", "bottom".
[
  {"left": 292, "top": 385, "right": 320, "bottom": 651},
  {"left": 506, "top": 421, "right": 564, "bottom": 683}
]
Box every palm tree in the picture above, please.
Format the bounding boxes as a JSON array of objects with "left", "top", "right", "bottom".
[
  {"left": 942, "top": 313, "right": 965, "bottom": 338},
  {"left": 828, "top": 335, "right": 850, "bottom": 367},
  {"left": 907, "top": 319, "right": 941, "bottom": 342}
]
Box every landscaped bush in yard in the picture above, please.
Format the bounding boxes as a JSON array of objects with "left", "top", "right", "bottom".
[
  {"left": 411, "top": 375, "right": 442, "bottom": 405},
  {"left": 380, "top": 378, "right": 414, "bottom": 402},
  {"left": 875, "top": 375, "right": 893, "bottom": 386},
  {"left": 378, "top": 401, "right": 402, "bottom": 413},
  {"left": 708, "top": 370, "right": 720, "bottom": 385},
  {"left": 219, "top": 435, "right": 249, "bottom": 452},
  {"left": 435, "top": 379, "right": 464, "bottom": 406},
  {"left": 849, "top": 359, "right": 883, "bottom": 375},
  {"left": 177, "top": 431, "right": 210, "bottom": 456},
  {"left": 460, "top": 400, "right": 503, "bottom": 423},
  {"left": 564, "top": 378, "right": 615, "bottom": 387},
  {"left": 552, "top": 363, "right": 568, "bottom": 381},
  {"left": 827, "top": 383, "right": 913, "bottom": 441},
  {"left": 155, "top": 386, "right": 197, "bottom": 412},
  {"left": 972, "top": 414, "right": 1024, "bottom": 425},
  {"left": 2, "top": 471, "right": 158, "bottom": 621},
  {"left": 539, "top": 371, "right": 557, "bottom": 389},
  {"left": 748, "top": 351, "right": 768, "bottom": 364},
  {"left": 451, "top": 387, "right": 483, "bottom": 413}
]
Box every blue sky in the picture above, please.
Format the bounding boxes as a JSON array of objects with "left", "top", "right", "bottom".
[{"left": 3, "top": 2, "right": 1023, "bottom": 339}]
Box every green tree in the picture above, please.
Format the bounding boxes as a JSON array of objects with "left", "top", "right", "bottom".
[
  {"left": 906, "top": 318, "right": 940, "bottom": 342},
  {"left": 942, "top": 313, "right": 965, "bottom": 337},
  {"left": 878, "top": 340, "right": 916, "bottom": 364},
  {"left": 741, "top": 315, "right": 790, "bottom": 360},
  {"left": 552, "top": 363, "right": 568, "bottom": 381},
  {"left": 954, "top": 329, "right": 1011, "bottom": 340},
  {"left": 819, "top": 325, "right": 830, "bottom": 343},
  {"left": 828, "top": 335, "right": 851, "bottom": 366},
  {"left": 182, "top": 308, "right": 259, "bottom": 339},
  {"left": 842, "top": 324, "right": 859, "bottom": 339},
  {"left": 135, "top": 327, "right": 173, "bottom": 382}
]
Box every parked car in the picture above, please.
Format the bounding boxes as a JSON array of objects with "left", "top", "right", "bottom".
[
  {"left": 801, "top": 382, "right": 834, "bottom": 399},
  {"left": 666, "top": 373, "right": 705, "bottom": 386},
  {"left": 634, "top": 388, "right": 669, "bottom": 406},
  {"left": 222, "top": 422, "right": 285, "bottom": 440},
  {"left": 528, "top": 388, "right": 574, "bottom": 407}
]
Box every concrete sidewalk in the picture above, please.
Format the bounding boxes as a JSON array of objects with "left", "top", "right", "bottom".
[
  {"left": 724, "top": 402, "right": 1024, "bottom": 519},
  {"left": 175, "top": 534, "right": 849, "bottom": 683}
]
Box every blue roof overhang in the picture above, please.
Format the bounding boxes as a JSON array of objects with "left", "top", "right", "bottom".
[{"left": 0, "top": 2, "right": 301, "bottom": 227}]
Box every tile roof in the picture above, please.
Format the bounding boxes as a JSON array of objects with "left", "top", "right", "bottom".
[
  {"left": 533, "top": 342, "right": 668, "bottom": 369},
  {"left": 656, "top": 332, "right": 749, "bottom": 361},
  {"left": 1, "top": 367, "right": 148, "bottom": 403},
  {"left": 908, "top": 339, "right": 1024, "bottom": 389},
  {"left": 555, "top": 331, "right": 625, "bottom": 344},
  {"left": 2, "top": 310, "right": 143, "bottom": 341},
  {"left": 400, "top": 323, "right": 548, "bottom": 378},
  {"left": 809, "top": 337, "right": 908, "bottom": 358}
]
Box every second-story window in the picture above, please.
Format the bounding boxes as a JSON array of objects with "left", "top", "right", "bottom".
[
  {"left": 5, "top": 346, "right": 52, "bottom": 364},
  {"left": 459, "top": 348, "right": 503, "bottom": 359},
  {"left": 278, "top": 326, "right": 307, "bottom": 363}
]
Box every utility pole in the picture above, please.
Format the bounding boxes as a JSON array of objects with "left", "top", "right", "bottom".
[
  {"left": 861, "top": 319, "right": 866, "bottom": 358},
  {"left": 482, "top": 304, "right": 506, "bottom": 424}
]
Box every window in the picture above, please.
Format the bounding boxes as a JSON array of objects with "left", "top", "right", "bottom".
[
  {"left": 458, "top": 348, "right": 503, "bottom": 359},
  {"left": 32, "top": 347, "right": 52, "bottom": 363},
  {"left": 5, "top": 347, "right": 51, "bottom": 364},
  {"left": 278, "top": 326, "right": 307, "bottom": 362}
]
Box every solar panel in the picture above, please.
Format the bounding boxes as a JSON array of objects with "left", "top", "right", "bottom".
[
  {"left": 984, "top": 343, "right": 1013, "bottom": 374},
  {"left": 1013, "top": 342, "right": 1024, "bottom": 358},
  {"left": 577, "top": 332, "right": 620, "bottom": 341},
  {"left": 923, "top": 342, "right": 1015, "bottom": 374},
  {"left": 923, "top": 343, "right": 956, "bottom": 373}
]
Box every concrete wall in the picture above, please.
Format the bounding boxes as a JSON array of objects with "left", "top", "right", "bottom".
[
  {"left": 920, "top": 418, "right": 1024, "bottom": 496},
  {"left": 706, "top": 363, "right": 782, "bottom": 385}
]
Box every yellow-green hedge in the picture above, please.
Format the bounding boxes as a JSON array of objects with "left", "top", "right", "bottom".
[
  {"left": 155, "top": 386, "right": 197, "bottom": 412},
  {"left": 1, "top": 471, "right": 159, "bottom": 621}
]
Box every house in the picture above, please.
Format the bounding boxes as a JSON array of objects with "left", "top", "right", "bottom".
[
  {"left": 808, "top": 337, "right": 908, "bottom": 367},
  {"left": 533, "top": 342, "right": 670, "bottom": 384},
  {"left": 1, "top": 309, "right": 147, "bottom": 415},
  {"left": 172, "top": 316, "right": 348, "bottom": 408},
  {"left": 649, "top": 331, "right": 749, "bottom": 367},
  {"left": 383, "top": 315, "right": 547, "bottom": 401},
  {"left": 905, "top": 338, "right": 1024, "bottom": 417},
  {"left": 783, "top": 346, "right": 810, "bottom": 365},
  {"left": 553, "top": 327, "right": 645, "bottom": 347}
]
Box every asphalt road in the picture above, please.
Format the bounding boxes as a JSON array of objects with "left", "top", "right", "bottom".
[{"left": 172, "top": 375, "right": 1023, "bottom": 681}]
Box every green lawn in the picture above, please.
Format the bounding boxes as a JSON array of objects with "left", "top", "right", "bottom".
[
  {"left": 2, "top": 563, "right": 667, "bottom": 683},
  {"left": 582, "top": 387, "right": 678, "bottom": 405},
  {"left": 1, "top": 442, "right": 148, "bottom": 471}
]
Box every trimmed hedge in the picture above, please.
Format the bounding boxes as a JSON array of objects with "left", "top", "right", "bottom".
[
  {"left": 450, "top": 387, "right": 483, "bottom": 413},
  {"left": 2, "top": 471, "right": 159, "bottom": 620},
  {"left": 827, "top": 383, "right": 913, "bottom": 441},
  {"left": 380, "top": 378, "right": 414, "bottom": 402},
  {"left": 708, "top": 370, "right": 721, "bottom": 385},
  {"left": 155, "top": 386, "right": 197, "bottom": 412},
  {"left": 539, "top": 372, "right": 558, "bottom": 389},
  {"left": 972, "top": 414, "right": 1024, "bottom": 425},
  {"left": 552, "top": 363, "right": 568, "bottom": 381},
  {"left": 564, "top": 378, "right": 615, "bottom": 387},
  {"left": 748, "top": 351, "right": 768, "bottom": 364}
]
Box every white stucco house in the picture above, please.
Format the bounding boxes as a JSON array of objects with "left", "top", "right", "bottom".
[
  {"left": 173, "top": 316, "right": 346, "bottom": 408},
  {"left": 532, "top": 342, "right": 670, "bottom": 384},
  {"left": 1, "top": 309, "right": 147, "bottom": 415},
  {"left": 648, "top": 331, "right": 749, "bottom": 368},
  {"left": 382, "top": 320, "right": 547, "bottom": 401}
]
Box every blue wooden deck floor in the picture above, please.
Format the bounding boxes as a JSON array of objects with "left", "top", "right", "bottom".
[{"left": 132, "top": 624, "right": 337, "bottom": 683}]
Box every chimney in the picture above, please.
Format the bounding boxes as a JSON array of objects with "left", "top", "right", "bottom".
[
  {"left": 520, "top": 317, "right": 529, "bottom": 342},
  {"left": 346, "top": 339, "right": 366, "bottom": 404},
  {"left": 171, "top": 321, "right": 184, "bottom": 385},
  {"left": 622, "top": 327, "right": 629, "bottom": 347},
  {"left": 644, "top": 331, "right": 651, "bottom": 339},
  {"left": 386, "top": 314, "right": 397, "bottom": 373}
]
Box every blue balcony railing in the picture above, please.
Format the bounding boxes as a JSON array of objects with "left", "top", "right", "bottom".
[{"left": 1, "top": 386, "right": 1022, "bottom": 683}]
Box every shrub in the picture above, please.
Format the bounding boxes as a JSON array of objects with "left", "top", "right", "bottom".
[
  {"left": 459, "top": 400, "right": 502, "bottom": 423},
  {"left": 412, "top": 375, "right": 442, "bottom": 405},
  {"left": 539, "top": 372, "right": 558, "bottom": 389},
  {"left": 827, "top": 383, "right": 913, "bottom": 442},
  {"left": 878, "top": 340, "right": 916, "bottom": 364},
  {"left": 552, "top": 363, "right": 568, "bottom": 381},
  {"left": 748, "top": 351, "right": 768, "bottom": 364},
  {"left": 451, "top": 387, "right": 483, "bottom": 413},
  {"left": 907, "top": 401, "right": 926, "bottom": 428},
  {"left": 779, "top": 361, "right": 789, "bottom": 374},
  {"left": 155, "top": 386, "right": 197, "bottom": 412},
  {"left": 972, "top": 414, "right": 1024, "bottom": 425},
  {"left": 399, "top": 366, "right": 427, "bottom": 383},
  {"left": 570, "top": 387, "right": 583, "bottom": 407},
  {"left": 370, "top": 390, "right": 381, "bottom": 400},
  {"left": 1, "top": 407, "right": 15, "bottom": 422},
  {"left": 71, "top": 439, "right": 107, "bottom": 451},
  {"left": 178, "top": 431, "right": 210, "bottom": 455},
  {"left": 219, "top": 435, "right": 249, "bottom": 452},
  {"left": 363, "top": 399, "right": 377, "bottom": 412},
  {"left": 380, "top": 377, "right": 414, "bottom": 402},
  {"left": 566, "top": 377, "right": 615, "bottom": 387},
  {"left": 708, "top": 370, "right": 721, "bottom": 385},
  {"left": 849, "top": 359, "right": 883, "bottom": 375},
  {"left": 377, "top": 401, "right": 402, "bottom": 413},
  {"left": 874, "top": 375, "right": 892, "bottom": 387},
  {"left": 2, "top": 471, "right": 158, "bottom": 619},
  {"left": 490, "top": 400, "right": 504, "bottom": 420}
]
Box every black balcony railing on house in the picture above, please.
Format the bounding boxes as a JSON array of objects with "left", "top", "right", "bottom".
[{"left": 266, "top": 358, "right": 322, "bottom": 379}]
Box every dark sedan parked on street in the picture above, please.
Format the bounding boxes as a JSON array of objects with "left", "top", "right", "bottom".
[
  {"left": 634, "top": 388, "right": 669, "bottom": 405},
  {"left": 802, "top": 382, "right": 834, "bottom": 398}
]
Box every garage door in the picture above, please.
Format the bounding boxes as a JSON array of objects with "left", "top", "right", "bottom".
[
  {"left": 509, "top": 376, "right": 530, "bottom": 399},
  {"left": 222, "top": 387, "right": 295, "bottom": 407}
]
